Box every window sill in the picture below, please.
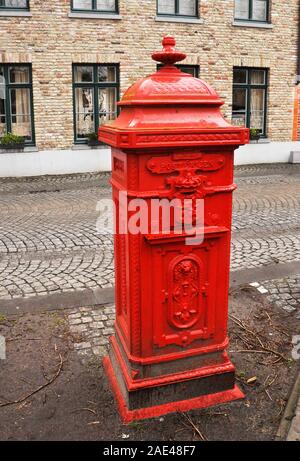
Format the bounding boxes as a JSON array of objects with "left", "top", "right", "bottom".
[
  {"left": 0, "top": 10, "right": 32, "bottom": 17},
  {"left": 155, "top": 15, "right": 203, "bottom": 25},
  {"left": 72, "top": 144, "right": 109, "bottom": 150},
  {"left": 0, "top": 145, "right": 37, "bottom": 153},
  {"left": 232, "top": 20, "right": 273, "bottom": 29},
  {"left": 249, "top": 138, "right": 270, "bottom": 144},
  {"left": 68, "top": 12, "right": 122, "bottom": 20}
]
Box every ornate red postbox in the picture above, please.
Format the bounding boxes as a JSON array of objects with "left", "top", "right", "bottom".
[{"left": 99, "top": 36, "right": 249, "bottom": 423}]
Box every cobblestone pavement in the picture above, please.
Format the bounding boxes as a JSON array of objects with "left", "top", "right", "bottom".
[
  {"left": 0, "top": 175, "right": 113, "bottom": 300},
  {"left": 68, "top": 304, "right": 115, "bottom": 360}
]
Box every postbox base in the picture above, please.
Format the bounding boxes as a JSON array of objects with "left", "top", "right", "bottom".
[{"left": 103, "top": 352, "right": 244, "bottom": 424}]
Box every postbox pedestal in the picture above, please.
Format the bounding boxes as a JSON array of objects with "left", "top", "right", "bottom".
[{"left": 99, "top": 36, "right": 249, "bottom": 423}]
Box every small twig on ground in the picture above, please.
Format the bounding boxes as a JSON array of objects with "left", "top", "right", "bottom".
[
  {"left": 0, "top": 353, "right": 63, "bottom": 408},
  {"left": 264, "top": 389, "right": 273, "bottom": 401},
  {"left": 7, "top": 338, "right": 42, "bottom": 342},
  {"left": 72, "top": 407, "right": 97, "bottom": 415},
  {"left": 232, "top": 349, "right": 270, "bottom": 355},
  {"left": 181, "top": 413, "right": 207, "bottom": 441}
]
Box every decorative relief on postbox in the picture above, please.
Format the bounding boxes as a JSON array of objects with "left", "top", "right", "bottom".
[
  {"left": 169, "top": 258, "right": 200, "bottom": 330},
  {"left": 147, "top": 153, "right": 225, "bottom": 199},
  {"left": 154, "top": 252, "right": 212, "bottom": 349}
]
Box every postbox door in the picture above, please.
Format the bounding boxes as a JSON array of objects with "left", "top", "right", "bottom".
[{"left": 144, "top": 231, "right": 230, "bottom": 355}]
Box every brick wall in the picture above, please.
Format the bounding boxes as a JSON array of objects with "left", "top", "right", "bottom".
[{"left": 0, "top": 0, "right": 298, "bottom": 150}]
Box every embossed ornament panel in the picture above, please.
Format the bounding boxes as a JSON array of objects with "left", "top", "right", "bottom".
[{"left": 151, "top": 234, "right": 225, "bottom": 350}]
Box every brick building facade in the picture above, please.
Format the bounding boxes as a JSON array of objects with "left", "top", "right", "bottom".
[{"left": 0, "top": 0, "right": 299, "bottom": 176}]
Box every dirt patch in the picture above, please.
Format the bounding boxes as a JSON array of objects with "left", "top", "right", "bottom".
[{"left": 0, "top": 287, "right": 299, "bottom": 441}]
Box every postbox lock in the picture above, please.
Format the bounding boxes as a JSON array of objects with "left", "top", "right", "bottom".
[{"left": 162, "top": 289, "right": 168, "bottom": 302}]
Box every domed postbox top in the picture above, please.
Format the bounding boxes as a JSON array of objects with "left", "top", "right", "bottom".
[
  {"left": 120, "top": 36, "right": 221, "bottom": 106},
  {"left": 99, "top": 36, "right": 249, "bottom": 149}
]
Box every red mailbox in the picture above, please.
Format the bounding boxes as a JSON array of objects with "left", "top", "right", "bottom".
[{"left": 100, "top": 36, "right": 249, "bottom": 423}]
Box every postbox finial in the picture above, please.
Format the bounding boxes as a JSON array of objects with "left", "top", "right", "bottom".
[{"left": 152, "top": 35, "right": 186, "bottom": 67}]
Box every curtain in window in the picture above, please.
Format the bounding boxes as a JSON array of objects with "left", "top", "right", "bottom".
[
  {"left": 76, "top": 88, "right": 94, "bottom": 138},
  {"left": 0, "top": 68, "right": 5, "bottom": 136},
  {"left": 97, "top": 0, "right": 115, "bottom": 10},
  {"left": 98, "top": 88, "right": 117, "bottom": 124},
  {"left": 252, "top": 0, "right": 267, "bottom": 21},
  {"left": 235, "top": 0, "right": 249, "bottom": 19},
  {"left": 178, "top": 0, "right": 196, "bottom": 16},
  {"left": 10, "top": 68, "right": 31, "bottom": 138},
  {"left": 0, "top": 0, "right": 27, "bottom": 6},
  {"left": 250, "top": 89, "right": 264, "bottom": 130},
  {"left": 73, "top": 0, "right": 92, "bottom": 9},
  {"left": 158, "top": 0, "right": 175, "bottom": 15}
]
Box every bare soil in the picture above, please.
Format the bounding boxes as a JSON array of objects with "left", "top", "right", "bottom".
[{"left": 0, "top": 287, "right": 299, "bottom": 441}]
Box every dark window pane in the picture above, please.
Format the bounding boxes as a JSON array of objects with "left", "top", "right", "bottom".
[
  {"left": 233, "top": 68, "right": 248, "bottom": 84},
  {"left": 74, "top": 66, "right": 94, "bottom": 83},
  {"left": 235, "top": 0, "right": 249, "bottom": 19},
  {"left": 157, "top": 0, "right": 175, "bottom": 15},
  {"left": 178, "top": 65, "right": 199, "bottom": 77},
  {"left": 98, "top": 66, "right": 117, "bottom": 83},
  {"left": 75, "top": 87, "right": 95, "bottom": 138},
  {"left": 233, "top": 88, "right": 247, "bottom": 112}
]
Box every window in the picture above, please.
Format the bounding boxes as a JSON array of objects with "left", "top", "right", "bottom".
[
  {"left": 73, "top": 64, "right": 119, "bottom": 143},
  {"left": 157, "top": 0, "right": 198, "bottom": 18},
  {"left": 71, "top": 0, "right": 118, "bottom": 13},
  {"left": 0, "top": 0, "right": 29, "bottom": 9},
  {"left": 176, "top": 65, "right": 199, "bottom": 78},
  {"left": 157, "top": 64, "right": 199, "bottom": 78},
  {"left": 0, "top": 64, "right": 35, "bottom": 144},
  {"left": 235, "top": 0, "right": 269, "bottom": 22},
  {"left": 232, "top": 67, "right": 268, "bottom": 136}
]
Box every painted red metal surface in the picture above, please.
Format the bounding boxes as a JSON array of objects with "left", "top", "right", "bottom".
[
  {"left": 103, "top": 356, "right": 244, "bottom": 424},
  {"left": 99, "top": 36, "right": 249, "bottom": 422}
]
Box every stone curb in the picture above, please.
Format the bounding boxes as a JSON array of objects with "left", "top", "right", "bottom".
[
  {"left": 0, "top": 286, "right": 114, "bottom": 316},
  {"left": 276, "top": 369, "right": 300, "bottom": 440}
]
